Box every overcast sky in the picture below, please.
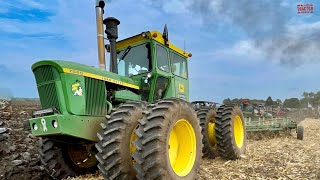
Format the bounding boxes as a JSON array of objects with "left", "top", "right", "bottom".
[{"left": 0, "top": 0, "right": 320, "bottom": 102}]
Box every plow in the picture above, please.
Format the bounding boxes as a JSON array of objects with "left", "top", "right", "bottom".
[
  {"left": 27, "top": 1, "right": 247, "bottom": 179},
  {"left": 241, "top": 100, "right": 304, "bottom": 140}
]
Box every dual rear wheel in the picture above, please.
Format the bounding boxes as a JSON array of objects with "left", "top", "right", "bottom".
[
  {"left": 95, "top": 98, "right": 202, "bottom": 179},
  {"left": 197, "top": 105, "right": 246, "bottom": 160},
  {"left": 133, "top": 98, "right": 202, "bottom": 179}
]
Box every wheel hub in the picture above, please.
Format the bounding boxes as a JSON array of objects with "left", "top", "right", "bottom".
[
  {"left": 208, "top": 117, "right": 216, "bottom": 146},
  {"left": 168, "top": 119, "right": 196, "bottom": 177},
  {"left": 67, "top": 144, "right": 97, "bottom": 168},
  {"left": 233, "top": 115, "right": 244, "bottom": 148}
]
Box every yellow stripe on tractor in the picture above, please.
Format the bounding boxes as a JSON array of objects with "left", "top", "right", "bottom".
[{"left": 63, "top": 68, "right": 140, "bottom": 90}]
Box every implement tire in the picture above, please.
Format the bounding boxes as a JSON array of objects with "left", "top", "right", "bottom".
[
  {"left": 39, "top": 138, "right": 97, "bottom": 179},
  {"left": 297, "top": 126, "right": 304, "bottom": 140},
  {"left": 215, "top": 105, "right": 246, "bottom": 160},
  {"left": 133, "top": 98, "right": 202, "bottom": 180},
  {"left": 95, "top": 101, "right": 147, "bottom": 180},
  {"left": 197, "top": 108, "right": 218, "bottom": 158}
]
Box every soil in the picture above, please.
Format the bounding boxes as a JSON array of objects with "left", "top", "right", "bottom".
[
  {"left": 199, "top": 118, "right": 320, "bottom": 180},
  {"left": 0, "top": 99, "right": 50, "bottom": 180},
  {"left": 1, "top": 99, "right": 319, "bottom": 180}
]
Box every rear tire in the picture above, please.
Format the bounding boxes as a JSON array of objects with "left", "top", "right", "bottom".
[
  {"left": 133, "top": 98, "right": 202, "bottom": 180},
  {"left": 197, "top": 108, "right": 218, "bottom": 158},
  {"left": 39, "top": 138, "right": 97, "bottom": 179},
  {"left": 297, "top": 126, "right": 304, "bottom": 140},
  {"left": 95, "top": 101, "right": 147, "bottom": 180},
  {"left": 215, "top": 105, "right": 246, "bottom": 160}
]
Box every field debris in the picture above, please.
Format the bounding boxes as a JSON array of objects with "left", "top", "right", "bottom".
[
  {"left": 199, "top": 118, "right": 320, "bottom": 180},
  {"left": 73, "top": 118, "right": 320, "bottom": 180},
  {"left": 1, "top": 99, "right": 319, "bottom": 179},
  {"left": 0, "top": 99, "right": 48, "bottom": 180}
]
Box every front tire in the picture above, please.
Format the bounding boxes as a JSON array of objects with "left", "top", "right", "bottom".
[
  {"left": 133, "top": 98, "right": 202, "bottom": 180},
  {"left": 297, "top": 126, "right": 304, "bottom": 140},
  {"left": 39, "top": 138, "right": 97, "bottom": 179}
]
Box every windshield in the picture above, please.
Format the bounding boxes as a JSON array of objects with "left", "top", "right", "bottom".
[{"left": 117, "top": 43, "right": 150, "bottom": 77}]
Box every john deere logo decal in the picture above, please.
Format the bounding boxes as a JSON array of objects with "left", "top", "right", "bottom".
[
  {"left": 72, "top": 80, "right": 83, "bottom": 96},
  {"left": 179, "top": 84, "right": 184, "bottom": 93}
]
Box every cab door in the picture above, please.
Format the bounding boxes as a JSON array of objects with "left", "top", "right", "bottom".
[
  {"left": 149, "top": 43, "right": 175, "bottom": 102},
  {"left": 170, "top": 51, "right": 189, "bottom": 101}
]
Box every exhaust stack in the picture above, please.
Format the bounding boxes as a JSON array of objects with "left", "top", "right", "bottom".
[
  {"left": 103, "top": 17, "right": 120, "bottom": 74},
  {"left": 95, "top": 0, "right": 106, "bottom": 70}
]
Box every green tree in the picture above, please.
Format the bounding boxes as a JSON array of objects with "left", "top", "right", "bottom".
[
  {"left": 300, "top": 98, "right": 308, "bottom": 108},
  {"left": 276, "top": 99, "right": 282, "bottom": 105},
  {"left": 312, "top": 91, "right": 320, "bottom": 108},
  {"left": 283, "top": 98, "right": 300, "bottom": 109},
  {"left": 265, "top": 96, "right": 274, "bottom": 106},
  {"left": 223, "top": 98, "right": 232, "bottom": 105}
]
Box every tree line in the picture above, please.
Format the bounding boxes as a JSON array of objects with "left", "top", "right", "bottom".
[{"left": 222, "top": 91, "right": 320, "bottom": 109}]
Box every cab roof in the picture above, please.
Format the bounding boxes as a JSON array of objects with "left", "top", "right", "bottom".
[{"left": 116, "top": 31, "right": 190, "bottom": 58}]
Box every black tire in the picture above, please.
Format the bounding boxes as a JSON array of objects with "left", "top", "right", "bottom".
[
  {"left": 95, "top": 101, "right": 147, "bottom": 180},
  {"left": 39, "top": 138, "right": 97, "bottom": 179},
  {"left": 197, "top": 108, "right": 218, "bottom": 158},
  {"left": 297, "top": 126, "right": 304, "bottom": 140},
  {"left": 133, "top": 98, "right": 202, "bottom": 180},
  {"left": 215, "top": 105, "right": 246, "bottom": 160}
]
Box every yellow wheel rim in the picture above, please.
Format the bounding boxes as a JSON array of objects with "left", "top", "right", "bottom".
[
  {"left": 130, "top": 126, "right": 138, "bottom": 156},
  {"left": 233, "top": 115, "right": 244, "bottom": 148},
  {"left": 208, "top": 118, "right": 216, "bottom": 146},
  {"left": 168, "top": 119, "right": 196, "bottom": 177}
]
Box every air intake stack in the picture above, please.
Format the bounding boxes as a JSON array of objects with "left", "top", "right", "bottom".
[{"left": 103, "top": 17, "right": 120, "bottom": 74}]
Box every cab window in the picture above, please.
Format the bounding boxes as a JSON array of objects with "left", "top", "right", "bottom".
[
  {"left": 156, "top": 45, "right": 170, "bottom": 72},
  {"left": 117, "top": 43, "right": 150, "bottom": 76},
  {"left": 172, "top": 53, "right": 188, "bottom": 79}
]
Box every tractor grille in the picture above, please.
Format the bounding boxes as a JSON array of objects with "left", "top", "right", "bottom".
[
  {"left": 33, "top": 66, "right": 61, "bottom": 112},
  {"left": 33, "top": 66, "right": 55, "bottom": 84},
  {"left": 37, "top": 83, "right": 60, "bottom": 112},
  {"left": 85, "top": 77, "right": 107, "bottom": 115}
]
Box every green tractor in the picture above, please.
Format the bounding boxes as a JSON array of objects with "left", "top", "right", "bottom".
[{"left": 28, "top": 1, "right": 246, "bottom": 179}]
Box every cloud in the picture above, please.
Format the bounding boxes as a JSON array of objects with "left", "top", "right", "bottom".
[
  {"left": 211, "top": 40, "right": 264, "bottom": 63},
  {"left": 0, "top": 0, "right": 49, "bottom": 11},
  {"left": 145, "top": 0, "right": 320, "bottom": 67},
  {"left": 0, "top": 0, "right": 319, "bottom": 101}
]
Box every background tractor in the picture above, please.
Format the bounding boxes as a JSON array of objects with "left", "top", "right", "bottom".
[{"left": 28, "top": 1, "right": 247, "bottom": 179}]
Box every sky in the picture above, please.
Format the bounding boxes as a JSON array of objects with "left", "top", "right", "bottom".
[{"left": 0, "top": 0, "right": 320, "bottom": 103}]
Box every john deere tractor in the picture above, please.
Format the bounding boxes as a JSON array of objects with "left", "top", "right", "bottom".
[{"left": 28, "top": 1, "right": 246, "bottom": 179}]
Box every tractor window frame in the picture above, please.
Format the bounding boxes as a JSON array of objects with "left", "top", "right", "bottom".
[
  {"left": 156, "top": 44, "right": 170, "bottom": 73},
  {"left": 116, "top": 42, "right": 151, "bottom": 77},
  {"left": 171, "top": 51, "right": 188, "bottom": 79}
]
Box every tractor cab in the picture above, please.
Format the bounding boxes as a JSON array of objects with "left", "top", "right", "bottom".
[{"left": 112, "top": 29, "right": 191, "bottom": 102}]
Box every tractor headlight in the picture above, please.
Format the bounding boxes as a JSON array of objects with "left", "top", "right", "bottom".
[
  {"left": 147, "top": 72, "right": 152, "bottom": 78},
  {"left": 32, "top": 123, "right": 38, "bottom": 130},
  {"left": 52, "top": 120, "right": 58, "bottom": 128}
]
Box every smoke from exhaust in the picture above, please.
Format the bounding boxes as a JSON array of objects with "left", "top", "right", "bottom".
[{"left": 146, "top": 0, "right": 320, "bottom": 66}]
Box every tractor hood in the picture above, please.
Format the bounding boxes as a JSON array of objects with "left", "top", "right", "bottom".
[{"left": 32, "top": 60, "right": 140, "bottom": 90}]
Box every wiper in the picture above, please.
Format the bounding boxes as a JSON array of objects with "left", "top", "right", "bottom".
[{"left": 119, "top": 46, "right": 132, "bottom": 60}]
